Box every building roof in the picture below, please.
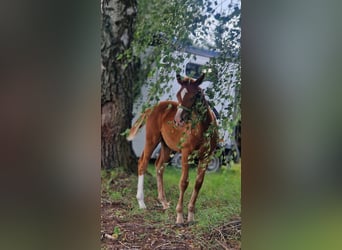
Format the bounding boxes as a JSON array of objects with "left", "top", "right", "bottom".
[{"left": 183, "top": 46, "right": 220, "bottom": 58}]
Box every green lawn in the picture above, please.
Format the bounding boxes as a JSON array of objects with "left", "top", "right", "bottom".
[
  {"left": 101, "top": 162, "right": 241, "bottom": 248},
  {"left": 102, "top": 164, "right": 241, "bottom": 228},
  {"left": 146, "top": 163, "right": 241, "bottom": 230}
]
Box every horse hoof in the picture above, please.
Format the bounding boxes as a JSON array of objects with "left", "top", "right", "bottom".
[
  {"left": 162, "top": 202, "right": 170, "bottom": 210},
  {"left": 139, "top": 204, "right": 146, "bottom": 209}
]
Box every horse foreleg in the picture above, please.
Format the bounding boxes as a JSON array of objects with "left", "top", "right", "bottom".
[
  {"left": 187, "top": 162, "right": 207, "bottom": 222},
  {"left": 176, "top": 151, "right": 190, "bottom": 225}
]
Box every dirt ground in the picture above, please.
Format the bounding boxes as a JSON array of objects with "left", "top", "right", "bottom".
[{"left": 101, "top": 172, "right": 241, "bottom": 250}]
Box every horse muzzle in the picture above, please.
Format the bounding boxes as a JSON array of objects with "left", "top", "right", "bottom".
[{"left": 174, "top": 108, "right": 185, "bottom": 127}]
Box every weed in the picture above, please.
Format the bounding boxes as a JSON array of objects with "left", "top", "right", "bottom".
[
  {"left": 101, "top": 163, "right": 241, "bottom": 249},
  {"left": 109, "top": 191, "right": 122, "bottom": 200},
  {"left": 112, "top": 226, "right": 121, "bottom": 239}
]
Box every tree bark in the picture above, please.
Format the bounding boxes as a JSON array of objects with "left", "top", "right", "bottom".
[{"left": 101, "top": 0, "right": 137, "bottom": 173}]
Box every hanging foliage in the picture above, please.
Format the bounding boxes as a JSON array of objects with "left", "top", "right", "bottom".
[{"left": 131, "top": 0, "right": 241, "bottom": 139}]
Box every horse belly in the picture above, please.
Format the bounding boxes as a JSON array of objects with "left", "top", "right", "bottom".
[
  {"left": 161, "top": 127, "right": 183, "bottom": 152},
  {"left": 161, "top": 125, "right": 203, "bottom": 153}
]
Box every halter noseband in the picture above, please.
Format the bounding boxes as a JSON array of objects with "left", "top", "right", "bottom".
[{"left": 177, "top": 104, "right": 191, "bottom": 112}]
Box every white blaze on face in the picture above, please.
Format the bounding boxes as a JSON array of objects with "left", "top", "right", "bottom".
[
  {"left": 180, "top": 88, "right": 188, "bottom": 100},
  {"left": 175, "top": 87, "right": 187, "bottom": 126},
  {"left": 175, "top": 107, "right": 183, "bottom": 124}
]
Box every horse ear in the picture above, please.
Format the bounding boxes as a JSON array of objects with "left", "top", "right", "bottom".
[
  {"left": 176, "top": 74, "right": 183, "bottom": 85},
  {"left": 195, "top": 73, "right": 205, "bottom": 86}
]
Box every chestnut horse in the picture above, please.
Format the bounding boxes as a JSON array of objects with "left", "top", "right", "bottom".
[{"left": 127, "top": 73, "right": 218, "bottom": 224}]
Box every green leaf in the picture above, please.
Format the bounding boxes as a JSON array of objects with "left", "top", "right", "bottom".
[{"left": 120, "top": 129, "right": 130, "bottom": 137}]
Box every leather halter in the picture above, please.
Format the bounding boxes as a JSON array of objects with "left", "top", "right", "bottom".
[{"left": 177, "top": 104, "right": 191, "bottom": 112}]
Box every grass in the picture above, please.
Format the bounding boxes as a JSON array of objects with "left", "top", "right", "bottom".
[
  {"left": 101, "top": 162, "right": 241, "bottom": 248},
  {"left": 101, "top": 164, "right": 241, "bottom": 249},
  {"left": 148, "top": 163, "right": 241, "bottom": 230}
]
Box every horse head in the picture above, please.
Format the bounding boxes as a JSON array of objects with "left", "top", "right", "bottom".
[{"left": 174, "top": 73, "right": 206, "bottom": 126}]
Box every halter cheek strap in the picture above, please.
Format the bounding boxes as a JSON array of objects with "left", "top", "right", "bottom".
[{"left": 177, "top": 104, "right": 191, "bottom": 112}]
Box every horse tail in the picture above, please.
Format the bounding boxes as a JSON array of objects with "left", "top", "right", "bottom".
[{"left": 127, "top": 112, "right": 148, "bottom": 141}]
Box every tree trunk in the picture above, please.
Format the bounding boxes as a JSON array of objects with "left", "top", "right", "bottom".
[{"left": 101, "top": 0, "right": 137, "bottom": 173}]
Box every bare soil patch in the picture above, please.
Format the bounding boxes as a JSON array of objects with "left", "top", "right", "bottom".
[{"left": 101, "top": 172, "right": 240, "bottom": 249}]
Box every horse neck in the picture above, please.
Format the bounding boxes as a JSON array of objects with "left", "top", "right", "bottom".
[{"left": 191, "top": 96, "right": 212, "bottom": 128}]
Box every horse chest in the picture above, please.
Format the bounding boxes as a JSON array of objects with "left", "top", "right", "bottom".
[{"left": 161, "top": 124, "right": 204, "bottom": 151}]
